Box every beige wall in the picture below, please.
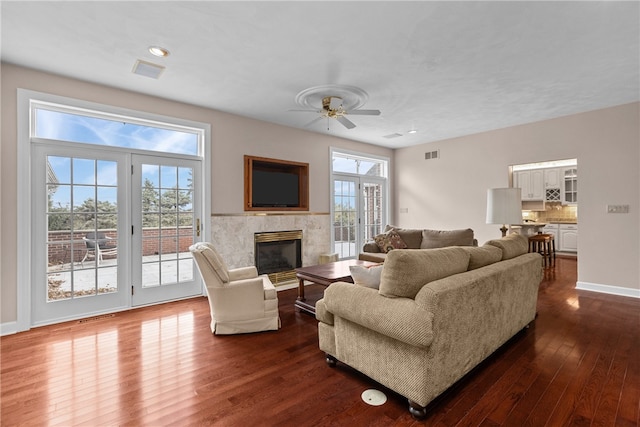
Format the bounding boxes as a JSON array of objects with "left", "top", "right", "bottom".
[
  {"left": 395, "top": 102, "right": 640, "bottom": 293},
  {"left": 2, "top": 63, "right": 638, "bottom": 328},
  {"left": 0, "top": 63, "right": 392, "bottom": 325}
]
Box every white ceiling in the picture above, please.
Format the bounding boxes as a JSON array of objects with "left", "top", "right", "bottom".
[{"left": 2, "top": 1, "right": 638, "bottom": 148}]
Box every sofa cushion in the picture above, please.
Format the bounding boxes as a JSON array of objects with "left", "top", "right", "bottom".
[
  {"left": 384, "top": 225, "right": 423, "bottom": 249},
  {"left": 379, "top": 247, "right": 470, "bottom": 299},
  {"left": 461, "top": 245, "right": 503, "bottom": 270},
  {"left": 349, "top": 264, "right": 384, "bottom": 289},
  {"left": 486, "top": 233, "right": 529, "bottom": 260},
  {"left": 374, "top": 230, "right": 408, "bottom": 253},
  {"left": 420, "top": 228, "right": 475, "bottom": 249},
  {"left": 362, "top": 241, "right": 381, "bottom": 253}
]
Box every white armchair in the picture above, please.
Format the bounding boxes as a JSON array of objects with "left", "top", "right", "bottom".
[{"left": 189, "top": 242, "right": 280, "bottom": 335}]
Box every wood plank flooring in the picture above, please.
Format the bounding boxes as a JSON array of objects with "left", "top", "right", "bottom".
[{"left": 1, "top": 257, "right": 639, "bottom": 426}]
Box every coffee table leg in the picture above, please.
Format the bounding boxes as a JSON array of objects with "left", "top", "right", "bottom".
[{"left": 297, "top": 277, "right": 305, "bottom": 301}]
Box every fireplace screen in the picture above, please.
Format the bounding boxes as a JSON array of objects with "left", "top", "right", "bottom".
[{"left": 254, "top": 230, "right": 302, "bottom": 284}]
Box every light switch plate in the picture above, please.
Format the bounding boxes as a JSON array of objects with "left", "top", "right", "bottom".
[{"left": 607, "top": 204, "right": 629, "bottom": 213}]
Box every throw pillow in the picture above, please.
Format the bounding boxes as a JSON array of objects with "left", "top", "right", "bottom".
[
  {"left": 384, "top": 225, "right": 423, "bottom": 249},
  {"left": 420, "top": 228, "right": 475, "bottom": 249},
  {"left": 349, "top": 264, "right": 384, "bottom": 289},
  {"left": 374, "top": 230, "right": 408, "bottom": 253}
]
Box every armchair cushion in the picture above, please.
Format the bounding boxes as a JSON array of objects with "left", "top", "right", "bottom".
[{"left": 191, "top": 242, "right": 230, "bottom": 284}]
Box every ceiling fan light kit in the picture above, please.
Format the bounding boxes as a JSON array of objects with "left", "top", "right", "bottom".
[{"left": 293, "top": 84, "right": 380, "bottom": 130}]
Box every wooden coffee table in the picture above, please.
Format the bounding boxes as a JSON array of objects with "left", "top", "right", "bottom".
[{"left": 295, "top": 259, "right": 378, "bottom": 315}]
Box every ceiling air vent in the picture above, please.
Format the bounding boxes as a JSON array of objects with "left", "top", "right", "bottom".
[
  {"left": 132, "top": 60, "right": 165, "bottom": 79},
  {"left": 425, "top": 150, "right": 440, "bottom": 160},
  {"left": 383, "top": 133, "right": 403, "bottom": 139}
]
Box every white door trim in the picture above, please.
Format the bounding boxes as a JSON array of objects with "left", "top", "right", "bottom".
[{"left": 15, "top": 89, "right": 211, "bottom": 332}]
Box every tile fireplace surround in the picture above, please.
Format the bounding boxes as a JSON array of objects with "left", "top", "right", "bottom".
[{"left": 210, "top": 213, "right": 331, "bottom": 287}]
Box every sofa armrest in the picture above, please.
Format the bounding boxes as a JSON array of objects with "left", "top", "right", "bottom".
[
  {"left": 322, "top": 282, "right": 434, "bottom": 348},
  {"left": 228, "top": 266, "right": 258, "bottom": 281},
  {"left": 358, "top": 252, "right": 387, "bottom": 263},
  {"left": 315, "top": 299, "right": 333, "bottom": 325},
  {"left": 362, "top": 242, "right": 381, "bottom": 253}
]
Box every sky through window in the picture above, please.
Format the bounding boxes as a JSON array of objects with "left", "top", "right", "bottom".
[{"left": 35, "top": 108, "right": 199, "bottom": 155}]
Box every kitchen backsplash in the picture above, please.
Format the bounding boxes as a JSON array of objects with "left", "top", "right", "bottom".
[{"left": 522, "top": 204, "right": 578, "bottom": 223}]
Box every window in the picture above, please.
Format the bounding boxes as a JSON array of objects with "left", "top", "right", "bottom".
[
  {"left": 33, "top": 105, "right": 201, "bottom": 155},
  {"left": 331, "top": 149, "right": 389, "bottom": 259}
]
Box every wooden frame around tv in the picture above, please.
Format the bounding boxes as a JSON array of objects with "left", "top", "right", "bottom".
[{"left": 244, "top": 155, "right": 309, "bottom": 211}]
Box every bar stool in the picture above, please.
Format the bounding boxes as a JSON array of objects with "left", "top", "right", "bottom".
[{"left": 528, "top": 233, "right": 556, "bottom": 268}]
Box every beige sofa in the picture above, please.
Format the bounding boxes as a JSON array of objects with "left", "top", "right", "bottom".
[
  {"left": 316, "top": 233, "right": 542, "bottom": 418},
  {"left": 359, "top": 225, "right": 477, "bottom": 263}
]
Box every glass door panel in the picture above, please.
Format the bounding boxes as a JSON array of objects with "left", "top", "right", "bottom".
[
  {"left": 132, "top": 156, "right": 201, "bottom": 306},
  {"left": 333, "top": 178, "right": 358, "bottom": 259},
  {"left": 33, "top": 148, "right": 128, "bottom": 326},
  {"left": 361, "top": 180, "right": 385, "bottom": 243}
]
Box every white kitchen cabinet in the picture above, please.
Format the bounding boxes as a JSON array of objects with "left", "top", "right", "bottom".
[
  {"left": 562, "top": 167, "right": 578, "bottom": 204},
  {"left": 559, "top": 224, "right": 578, "bottom": 252},
  {"left": 544, "top": 168, "right": 562, "bottom": 189},
  {"left": 542, "top": 224, "right": 559, "bottom": 241},
  {"left": 515, "top": 169, "right": 544, "bottom": 200}
]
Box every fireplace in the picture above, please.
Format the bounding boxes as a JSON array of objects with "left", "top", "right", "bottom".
[{"left": 254, "top": 230, "right": 302, "bottom": 285}]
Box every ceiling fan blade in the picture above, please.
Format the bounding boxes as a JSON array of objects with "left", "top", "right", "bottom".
[
  {"left": 303, "top": 116, "right": 324, "bottom": 128},
  {"left": 336, "top": 116, "right": 356, "bottom": 129},
  {"left": 289, "top": 109, "right": 322, "bottom": 113},
  {"left": 346, "top": 109, "right": 381, "bottom": 116},
  {"left": 329, "top": 97, "right": 342, "bottom": 110}
]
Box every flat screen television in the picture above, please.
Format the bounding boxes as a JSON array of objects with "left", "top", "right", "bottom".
[
  {"left": 252, "top": 170, "right": 299, "bottom": 207},
  {"left": 244, "top": 155, "right": 309, "bottom": 211}
]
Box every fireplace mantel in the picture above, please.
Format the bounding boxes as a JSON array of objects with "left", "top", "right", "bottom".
[{"left": 209, "top": 212, "right": 331, "bottom": 287}]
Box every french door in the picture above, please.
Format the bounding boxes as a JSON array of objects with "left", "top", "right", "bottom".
[
  {"left": 33, "top": 145, "right": 129, "bottom": 325},
  {"left": 332, "top": 176, "right": 386, "bottom": 259},
  {"left": 32, "top": 147, "right": 203, "bottom": 325},
  {"left": 131, "top": 155, "right": 202, "bottom": 306}
]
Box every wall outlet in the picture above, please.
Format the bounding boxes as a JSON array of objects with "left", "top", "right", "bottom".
[
  {"left": 399, "top": 208, "right": 409, "bottom": 214},
  {"left": 607, "top": 204, "right": 629, "bottom": 213}
]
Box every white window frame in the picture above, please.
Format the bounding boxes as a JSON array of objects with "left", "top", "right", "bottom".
[{"left": 16, "top": 89, "right": 211, "bottom": 332}]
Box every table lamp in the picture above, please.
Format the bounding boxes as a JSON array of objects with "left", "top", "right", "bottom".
[{"left": 486, "top": 188, "right": 522, "bottom": 237}]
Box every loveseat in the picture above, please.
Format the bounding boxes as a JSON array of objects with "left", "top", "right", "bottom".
[
  {"left": 316, "top": 233, "right": 542, "bottom": 418},
  {"left": 358, "top": 225, "right": 477, "bottom": 263}
]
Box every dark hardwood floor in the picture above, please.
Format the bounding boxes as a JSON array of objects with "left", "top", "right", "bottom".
[{"left": 1, "top": 257, "right": 639, "bottom": 426}]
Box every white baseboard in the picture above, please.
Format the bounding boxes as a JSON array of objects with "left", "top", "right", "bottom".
[
  {"left": 576, "top": 281, "right": 640, "bottom": 299},
  {"left": 1, "top": 321, "right": 18, "bottom": 336}
]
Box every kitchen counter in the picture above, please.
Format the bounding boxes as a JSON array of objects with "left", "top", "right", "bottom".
[
  {"left": 547, "top": 221, "right": 578, "bottom": 224},
  {"left": 510, "top": 222, "right": 547, "bottom": 236}
]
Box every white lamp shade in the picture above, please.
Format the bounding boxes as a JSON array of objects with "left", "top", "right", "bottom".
[{"left": 486, "top": 188, "right": 522, "bottom": 225}]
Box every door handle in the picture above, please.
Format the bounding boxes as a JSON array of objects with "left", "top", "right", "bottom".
[{"left": 196, "top": 218, "right": 201, "bottom": 237}]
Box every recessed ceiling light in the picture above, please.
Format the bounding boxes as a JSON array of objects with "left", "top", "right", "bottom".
[
  {"left": 407, "top": 129, "right": 418, "bottom": 134},
  {"left": 149, "top": 46, "right": 170, "bottom": 57}
]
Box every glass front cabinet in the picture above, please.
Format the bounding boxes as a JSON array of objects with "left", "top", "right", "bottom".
[{"left": 563, "top": 167, "right": 578, "bottom": 204}]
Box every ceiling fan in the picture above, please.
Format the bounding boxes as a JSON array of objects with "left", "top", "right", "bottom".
[{"left": 292, "top": 96, "right": 381, "bottom": 129}]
